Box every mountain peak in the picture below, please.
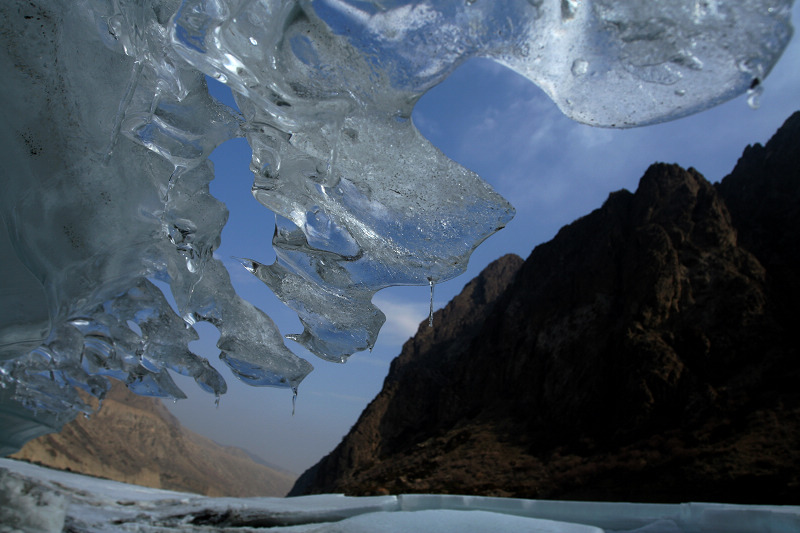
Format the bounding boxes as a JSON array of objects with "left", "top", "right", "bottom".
[{"left": 291, "top": 112, "right": 800, "bottom": 503}]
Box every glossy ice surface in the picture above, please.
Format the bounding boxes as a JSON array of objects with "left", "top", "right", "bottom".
[{"left": 0, "top": 0, "right": 794, "bottom": 450}]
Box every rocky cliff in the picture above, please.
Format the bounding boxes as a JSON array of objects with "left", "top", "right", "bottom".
[
  {"left": 290, "top": 112, "right": 800, "bottom": 504},
  {"left": 11, "top": 381, "right": 296, "bottom": 497}
]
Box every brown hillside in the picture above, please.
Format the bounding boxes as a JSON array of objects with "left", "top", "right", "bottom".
[{"left": 12, "top": 381, "right": 296, "bottom": 497}]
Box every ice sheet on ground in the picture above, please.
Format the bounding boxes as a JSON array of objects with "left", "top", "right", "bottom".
[
  {"left": 0, "top": 0, "right": 795, "bottom": 448},
  {"left": 268, "top": 510, "right": 603, "bottom": 533},
  {"left": 2, "top": 459, "right": 799, "bottom": 533}
]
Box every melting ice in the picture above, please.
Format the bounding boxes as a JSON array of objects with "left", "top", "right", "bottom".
[{"left": 0, "top": 0, "right": 794, "bottom": 451}]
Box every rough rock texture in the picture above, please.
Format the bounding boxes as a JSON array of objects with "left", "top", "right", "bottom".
[
  {"left": 291, "top": 253, "right": 525, "bottom": 496},
  {"left": 11, "top": 382, "right": 296, "bottom": 497},
  {"left": 291, "top": 112, "right": 800, "bottom": 504}
]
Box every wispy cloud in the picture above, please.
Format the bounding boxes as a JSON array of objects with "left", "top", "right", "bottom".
[{"left": 372, "top": 294, "right": 428, "bottom": 346}]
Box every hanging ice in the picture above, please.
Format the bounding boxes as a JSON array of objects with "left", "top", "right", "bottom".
[{"left": 0, "top": 0, "right": 794, "bottom": 452}]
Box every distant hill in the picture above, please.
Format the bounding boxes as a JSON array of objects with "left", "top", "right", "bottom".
[
  {"left": 12, "top": 381, "right": 296, "bottom": 497},
  {"left": 290, "top": 112, "right": 800, "bottom": 503}
]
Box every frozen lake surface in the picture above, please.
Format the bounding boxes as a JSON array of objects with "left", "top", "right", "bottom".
[{"left": 2, "top": 458, "right": 798, "bottom": 532}]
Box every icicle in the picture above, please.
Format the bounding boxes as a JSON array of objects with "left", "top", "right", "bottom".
[
  {"left": 292, "top": 386, "right": 298, "bottom": 416},
  {"left": 428, "top": 278, "right": 435, "bottom": 327},
  {"left": 104, "top": 60, "right": 143, "bottom": 163},
  {"left": 214, "top": 394, "right": 220, "bottom": 409}
]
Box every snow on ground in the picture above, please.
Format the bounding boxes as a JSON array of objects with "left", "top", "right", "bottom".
[{"left": 1, "top": 458, "right": 798, "bottom": 532}]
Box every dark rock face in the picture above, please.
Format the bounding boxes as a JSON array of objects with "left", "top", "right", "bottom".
[
  {"left": 291, "top": 253, "right": 525, "bottom": 496},
  {"left": 290, "top": 112, "right": 800, "bottom": 503}
]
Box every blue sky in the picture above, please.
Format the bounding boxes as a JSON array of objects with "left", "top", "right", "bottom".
[{"left": 166, "top": 7, "right": 800, "bottom": 475}]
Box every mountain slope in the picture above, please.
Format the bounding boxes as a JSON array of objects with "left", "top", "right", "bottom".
[
  {"left": 11, "top": 381, "right": 296, "bottom": 497},
  {"left": 291, "top": 112, "right": 800, "bottom": 503},
  {"left": 291, "top": 253, "right": 524, "bottom": 496}
]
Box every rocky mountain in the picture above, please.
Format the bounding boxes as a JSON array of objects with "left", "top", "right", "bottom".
[
  {"left": 290, "top": 112, "right": 800, "bottom": 504},
  {"left": 11, "top": 381, "right": 296, "bottom": 497}
]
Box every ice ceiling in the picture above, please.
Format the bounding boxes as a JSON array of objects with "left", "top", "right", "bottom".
[{"left": 0, "top": 0, "right": 794, "bottom": 451}]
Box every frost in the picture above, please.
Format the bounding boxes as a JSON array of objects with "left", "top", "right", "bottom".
[{"left": 0, "top": 0, "right": 794, "bottom": 450}]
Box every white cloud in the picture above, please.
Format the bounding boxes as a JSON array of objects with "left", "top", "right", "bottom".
[{"left": 372, "top": 293, "right": 429, "bottom": 346}]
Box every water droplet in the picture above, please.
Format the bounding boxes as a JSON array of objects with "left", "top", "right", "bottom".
[
  {"left": 561, "top": 0, "right": 578, "bottom": 20},
  {"left": 674, "top": 89, "right": 686, "bottom": 97},
  {"left": 747, "top": 83, "right": 763, "bottom": 109},
  {"left": 571, "top": 59, "right": 588, "bottom": 77},
  {"left": 738, "top": 59, "right": 764, "bottom": 110},
  {"left": 292, "top": 386, "right": 298, "bottom": 416},
  {"left": 249, "top": 37, "right": 258, "bottom": 46},
  {"left": 428, "top": 278, "right": 435, "bottom": 327},
  {"left": 215, "top": 394, "right": 220, "bottom": 408}
]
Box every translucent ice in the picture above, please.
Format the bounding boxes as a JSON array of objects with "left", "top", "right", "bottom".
[{"left": 0, "top": 0, "right": 794, "bottom": 451}]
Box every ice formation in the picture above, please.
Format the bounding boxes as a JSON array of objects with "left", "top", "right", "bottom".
[
  {"left": 3, "top": 458, "right": 800, "bottom": 532},
  {"left": 0, "top": 0, "right": 794, "bottom": 451}
]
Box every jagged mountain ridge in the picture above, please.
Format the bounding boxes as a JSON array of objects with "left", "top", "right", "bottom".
[
  {"left": 290, "top": 112, "right": 800, "bottom": 503},
  {"left": 11, "top": 381, "right": 296, "bottom": 497}
]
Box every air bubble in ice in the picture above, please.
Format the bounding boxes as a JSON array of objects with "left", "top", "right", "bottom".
[{"left": 571, "top": 59, "right": 589, "bottom": 77}]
